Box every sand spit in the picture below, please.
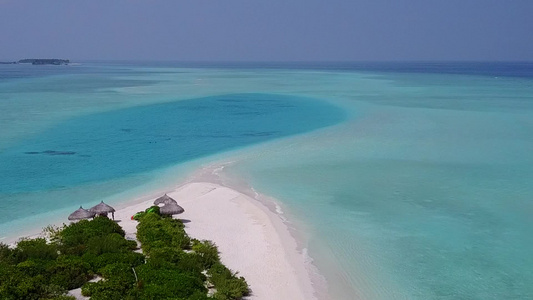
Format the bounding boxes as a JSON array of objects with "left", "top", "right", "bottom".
[{"left": 64, "top": 181, "right": 317, "bottom": 300}]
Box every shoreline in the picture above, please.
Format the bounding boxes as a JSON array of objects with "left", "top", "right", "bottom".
[{"left": 4, "top": 164, "right": 326, "bottom": 300}]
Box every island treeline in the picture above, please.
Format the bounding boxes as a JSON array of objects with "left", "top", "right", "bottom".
[{"left": 0, "top": 207, "right": 249, "bottom": 300}]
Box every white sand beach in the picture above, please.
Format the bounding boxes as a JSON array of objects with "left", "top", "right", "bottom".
[
  {"left": 116, "top": 181, "right": 317, "bottom": 299},
  {"left": 5, "top": 160, "right": 322, "bottom": 300},
  {"left": 59, "top": 178, "right": 318, "bottom": 300}
]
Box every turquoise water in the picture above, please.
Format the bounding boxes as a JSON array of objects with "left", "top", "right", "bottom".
[
  {"left": 1, "top": 93, "right": 343, "bottom": 194},
  {"left": 227, "top": 69, "right": 533, "bottom": 299},
  {"left": 0, "top": 64, "right": 344, "bottom": 236},
  {"left": 1, "top": 62, "right": 532, "bottom": 299}
]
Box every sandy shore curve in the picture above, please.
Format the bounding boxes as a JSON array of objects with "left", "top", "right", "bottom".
[
  {"left": 6, "top": 165, "right": 322, "bottom": 300},
  {"left": 106, "top": 181, "right": 318, "bottom": 300}
]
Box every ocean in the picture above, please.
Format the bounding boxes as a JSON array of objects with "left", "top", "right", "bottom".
[{"left": 0, "top": 62, "right": 532, "bottom": 299}]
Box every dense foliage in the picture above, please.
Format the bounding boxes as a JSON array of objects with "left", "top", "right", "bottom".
[
  {"left": 134, "top": 212, "right": 249, "bottom": 299},
  {"left": 1, "top": 210, "right": 249, "bottom": 300}
]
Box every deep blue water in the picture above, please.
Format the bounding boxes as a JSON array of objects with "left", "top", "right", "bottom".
[{"left": 0, "top": 93, "right": 344, "bottom": 222}]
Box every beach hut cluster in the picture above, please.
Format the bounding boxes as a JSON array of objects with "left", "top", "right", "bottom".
[
  {"left": 68, "top": 201, "right": 115, "bottom": 221},
  {"left": 68, "top": 194, "right": 184, "bottom": 221}
]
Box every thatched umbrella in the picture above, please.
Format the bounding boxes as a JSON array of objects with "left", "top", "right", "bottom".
[
  {"left": 154, "top": 194, "right": 177, "bottom": 206},
  {"left": 68, "top": 206, "right": 95, "bottom": 221},
  {"left": 159, "top": 202, "right": 184, "bottom": 216},
  {"left": 89, "top": 201, "right": 116, "bottom": 220}
]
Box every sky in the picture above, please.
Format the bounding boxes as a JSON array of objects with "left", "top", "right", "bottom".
[{"left": 0, "top": 0, "right": 532, "bottom": 61}]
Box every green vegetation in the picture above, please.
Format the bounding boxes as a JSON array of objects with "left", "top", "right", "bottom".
[
  {"left": 132, "top": 205, "right": 160, "bottom": 221},
  {"left": 0, "top": 210, "right": 249, "bottom": 300},
  {"left": 136, "top": 212, "right": 190, "bottom": 252},
  {"left": 134, "top": 212, "right": 249, "bottom": 300},
  {"left": 208, "top": 263, "right": 249, "bottom": 300}
]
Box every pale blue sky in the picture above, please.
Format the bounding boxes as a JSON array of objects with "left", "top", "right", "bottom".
[{"left": 1, "top": 0, "right": 532, "bottom": 61}]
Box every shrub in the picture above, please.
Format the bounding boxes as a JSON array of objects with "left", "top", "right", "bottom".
[
  {"left": 80, "top": 282, "right": 97, "bottom": 297},
  {"left": 82, "top": 278, "right": 134, "bottom": 299},
  {"left": 38, "top": 283, "right": 68, "bottom": 299},
  {"left": 0, "top": 243, "right": 17, "bottom": 265},
  {"left": 144, "top": 247, "right": 182, "bottom": 269},
  {"left": 82, "top": 252, "right": 145, "bottom": 271},
  {"left": 136, "top": 213, "right": 190, "bottom": 253},
  {"left": 208, "top": 263, "right": 249, "bottom": 300},
  {"left": 146, "top": 248, "right": 205, "bottom": 281},
  {"left": 81, "top": 280, "right": 128, "bottom": 300},
  {"left": 0, "top": 261, "right": 14, "bottom": 280},
  {"left": 86, "top": 233, "right": 136, "bottom": 255},
  {"left": 133, "top": 206, "right": 161, "bottom": 221},
  {"left": 0, "top": 265, "right": 21, "bottom": 299},
  {"left": 6, "top": 274, "right": 67, "bottom": 300},
  {"left": 16, "top": 238, "right": 58, "bottom": 261},
  {"left": 48, "top": 257, "right": 92, "bottom": 290},
  {"left": 136, "top": 265, "right": 207, "bottom": 299},
  {"left": 42, "top": 224, "right": 65, "bottom": 245},
  {"left": 192, "top": 239, "right": 220, "bottom": 269},
  {"left": 16, "top": 259, "right": 47, "bottom": 277},
  {"left": 173, "top": 253, "right": 206, "bottom": 279},
  {"left": 99, "top": 263, "right": 136, "bottom": 283},
  {"left": 58, "top": 217, "right": 125, "bottom": 255}
]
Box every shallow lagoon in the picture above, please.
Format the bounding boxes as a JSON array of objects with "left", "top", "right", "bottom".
[{"left": 1, "top": 62, "right": 532, "bottom": 299}]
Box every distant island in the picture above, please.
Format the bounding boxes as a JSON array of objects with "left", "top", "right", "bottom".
[
  {"left": 0, "top": 59, "right": 70, "bottom": 65},
  {"left": 18, "top": 59, "right": 70, "bottom": 65}
]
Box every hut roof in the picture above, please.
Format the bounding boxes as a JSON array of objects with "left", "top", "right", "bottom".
[
  {"left": 89, "top": 201, "right": 116, "bottom": 214},
  {"left": 68, "top": 206, "right": 95, "bottom": 220},
  {"left": 154, "top": 194, "right": 177, "bottom": 206},
  {"left": 159, "top": 202, "right": 184, "bottom": 215}
]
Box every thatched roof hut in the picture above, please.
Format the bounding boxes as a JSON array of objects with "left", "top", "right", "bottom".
[
  {"left": 89, "top": 201, "right": 116, "bottom": 219},
  {"left": 154, "top": 194, "right": 177, "bottom": 206},
  {"left": 159, "top": 202, "right": 184, "bottom": 216},
  {"left": 68, "top": 206, "right": 95, "bottom": 221}
]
